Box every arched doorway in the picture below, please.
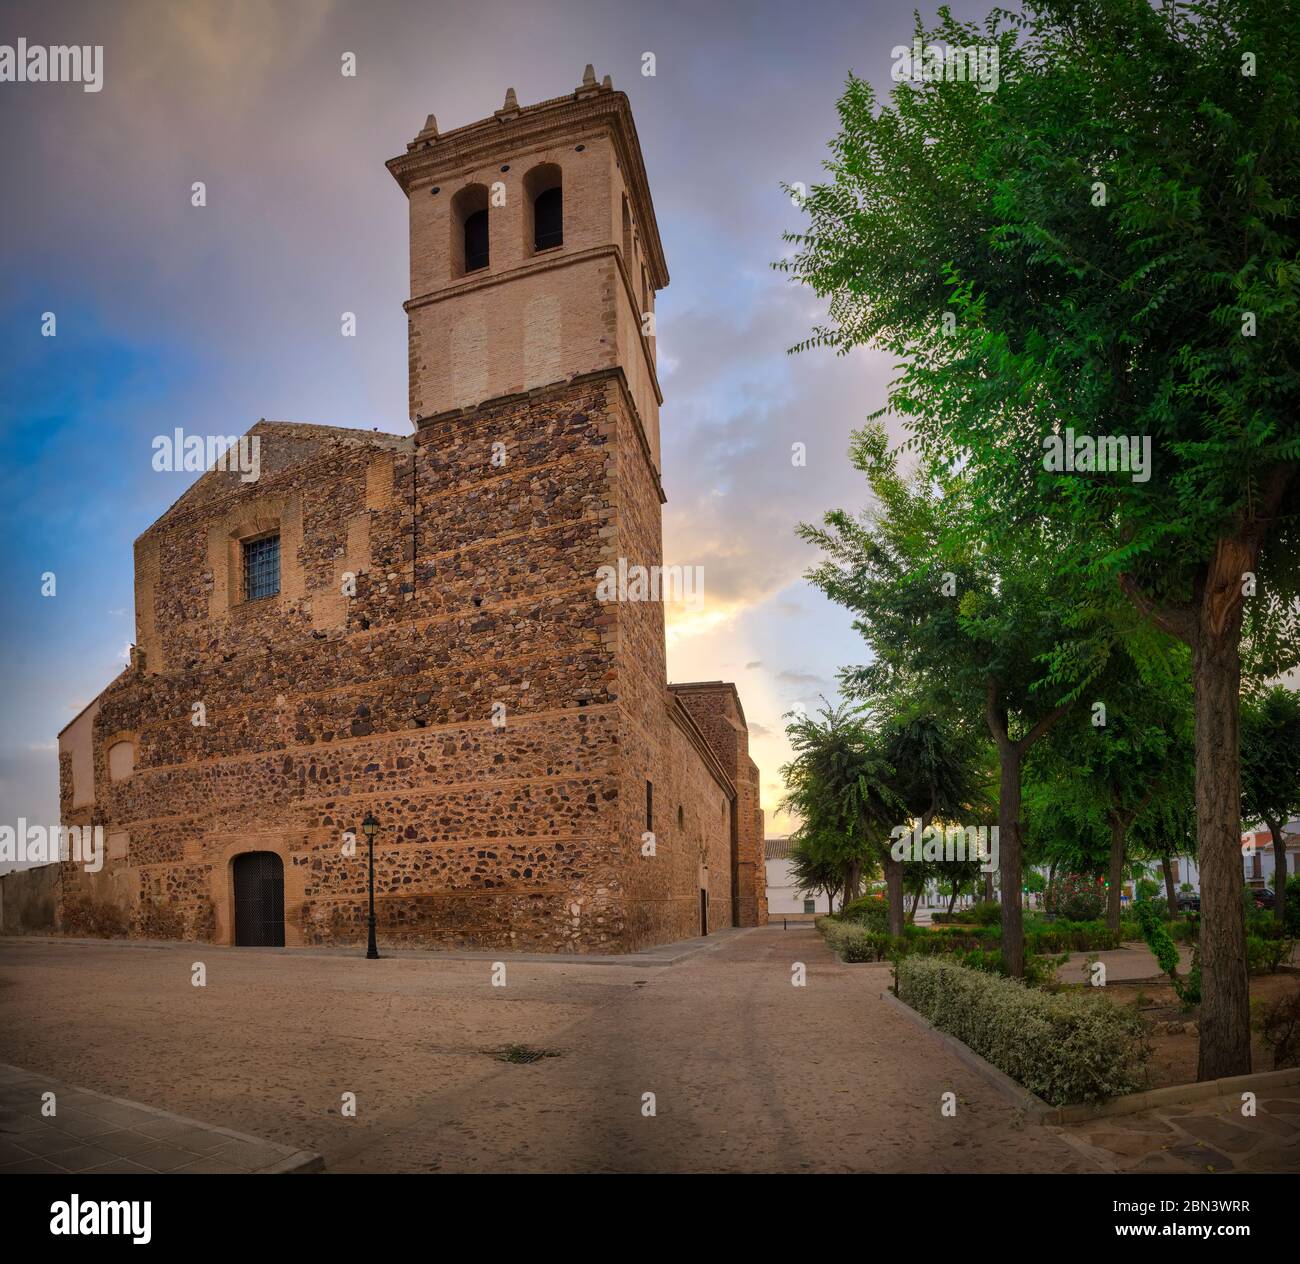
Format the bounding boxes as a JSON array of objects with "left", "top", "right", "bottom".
[{"left": 233, "top": 852, "right": 285, "bottom": 947}]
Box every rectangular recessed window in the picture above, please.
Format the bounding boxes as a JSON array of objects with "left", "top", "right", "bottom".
[
  {"left": 243, "top": 533, "right": 280, "bottom": 602},
  {"left": 804, "top": 898, "right": 815, "bottom": 914},
  {"left": 646, "top": 780, "right": 653, "bottom": 832}
]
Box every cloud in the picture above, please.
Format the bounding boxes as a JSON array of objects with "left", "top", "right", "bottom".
[
  {"left": 776, "top": 669, "right": 827, "bottom": 686},
  {"left": 0, "top": 0, "right": 942, "bottom": 833}
]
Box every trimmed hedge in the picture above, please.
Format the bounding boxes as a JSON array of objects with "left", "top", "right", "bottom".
[
  {"left": 896, "top": 957, "right": 1148, "bottom": 1106},
  {"left": 818, "top": 917, "right": 1119, "bottom": 962}
]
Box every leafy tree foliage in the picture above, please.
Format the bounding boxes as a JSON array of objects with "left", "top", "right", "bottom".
[
  {"left": 783, "top": 0, "right": 1299, "bottom": 1078},
  {"left": 1241, "top": 685, "right": 1300, "bottom": 925}
]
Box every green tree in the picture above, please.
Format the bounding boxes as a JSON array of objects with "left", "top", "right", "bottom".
[
  {"left": 1033, "top": 650, "right": 1194, "bottom": 928},
  {"left": 877, "top": 707, "right": 990, "bottom": 935},
  {"left": 782, "top": 0, "right": 1300, "bottom": 1078},
  {"left": 780, "top": 701, "right": 900, "bottom": 905},
  {"left": 800, "top": 426, "right": 1106, "bottom": 975},
  {"left": 1240, "top": 685, "right": 1300, "bottom": 926},
  {"left": 786, "top": 831, "right": 847, "bottom": 914}
]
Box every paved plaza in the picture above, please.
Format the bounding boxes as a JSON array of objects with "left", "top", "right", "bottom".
[{"left": 0, "top": 928, "right": 1294, "bottom": 1173}]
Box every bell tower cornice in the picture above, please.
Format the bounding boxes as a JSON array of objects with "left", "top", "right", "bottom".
[{"left": 386, "top": 74, "right": 668, "bottom": 291}]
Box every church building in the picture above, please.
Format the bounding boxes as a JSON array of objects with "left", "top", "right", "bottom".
[{"left": 56, "top": 68, "right": 768, "bottom": 952}]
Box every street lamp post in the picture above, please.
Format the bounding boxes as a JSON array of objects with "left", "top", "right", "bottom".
[{"left": 362, "top": 812, "right": 380, "bottom": 959}]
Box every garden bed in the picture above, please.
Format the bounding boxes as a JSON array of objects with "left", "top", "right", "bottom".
[
  {"left": 1101, "top": 970, "right": 1300, "bottom": 1091},
  {"left": 891, "top": 953, "right": 1300, "bottom": 1109}
]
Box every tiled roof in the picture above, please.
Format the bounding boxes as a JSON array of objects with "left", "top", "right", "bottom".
[{"left": 765, "top": 838, "right": 793, "bottom": 860}]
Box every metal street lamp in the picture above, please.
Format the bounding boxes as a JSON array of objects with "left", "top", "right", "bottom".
[{"left": 361, "top": 812, "right": 380, "bottom": 959}]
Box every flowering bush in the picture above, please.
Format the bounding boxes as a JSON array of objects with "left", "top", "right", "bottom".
[{"left": 1046, "top": 872, "right": 1105, "bottom": 922}]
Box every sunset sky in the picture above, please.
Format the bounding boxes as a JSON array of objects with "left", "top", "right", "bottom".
[{"left": 0, "top": 0, "right": 995, "bottom": 857}]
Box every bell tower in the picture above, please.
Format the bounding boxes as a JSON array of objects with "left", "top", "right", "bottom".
[{"left": 387, "top": 66, "right": 669, "bottom": 471}]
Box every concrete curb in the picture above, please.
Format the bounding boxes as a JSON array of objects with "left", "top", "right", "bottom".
[
  {"left": 878, "top": 992, "right": 1300, "bottom": 1126},
  {"left": 1054, "top": 1065, "right": 1300, "bottom": 1123},
  {"left": 0, "top": 1063, "right": 322, "bottom": 1173}
]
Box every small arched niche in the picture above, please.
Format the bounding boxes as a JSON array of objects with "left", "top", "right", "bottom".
[{"left": 108, "top": 738, "right": 135, "bottom": 782}]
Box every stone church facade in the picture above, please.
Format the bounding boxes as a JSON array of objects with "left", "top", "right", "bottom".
[{"left": 57, "top": 68, "right": 767, "bottom": 952}]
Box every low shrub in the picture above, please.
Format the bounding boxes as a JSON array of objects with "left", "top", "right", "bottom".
[
  {"left": 819, "top": 917, "right": 1121, "bottom": 961},
  {"left": 967, "top": 900, "right": 1003, "bottom": 927},
  {"left": 1246, "top": 935, "right": 1293, "bottom": 975},
  {"left": 1025, "top": 950, "right": 1072, "bottom": 990},
  {"left": 819, "top": 919, "right": 893, "bottom": 962},
  {"left": 820, "top": 920, "right": 1078, "bottom": 986},
  {"left": 954, "top": 947, "right": 1005, "bottom": 976},
  {"left": 1288, "top": 875, "right": 1300, "bottom": 937},
  {"left": 838, "top": 895, "right": 890, "bottom": 932},
  {"left": 1025, "top": 924, "right": 1121, "bottom": 954},
  {"left": 896, "top": 957, "right": 1148, "bottom": 1106},
  {"left": 1164, "top": 916, "right": 1200, "bottom": 944},
  {"left": 1117, "top": 906, "right": 1188, "bottom": 940}
]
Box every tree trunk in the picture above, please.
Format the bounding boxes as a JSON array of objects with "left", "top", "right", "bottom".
[
  {"left": 1162, "top": 854, "right": 1178, "bottom": 912},
  {"left": 997, "top": 750, "right": 1024, "bottom": 978},
  {"left": 909, "top": 887, "right": 923, "bottom": 918},
  {"left": 1192, "top": 603, "right": 1252, "bottom": 1081},
  {"left": 1268, "top": 820, "right": 1287, "bottom": 927},
  {"left": 946, "top": 886, "right": 958, "bottom": 914},
  {"left": 1106, "top": 815, "right": 1126, "bottom": 931},
  {"left": 844, "top": 860, "right": 862, "bottom": 904},
  {"left": 883, "top": 852, "right": 905, "bottom": 938}
]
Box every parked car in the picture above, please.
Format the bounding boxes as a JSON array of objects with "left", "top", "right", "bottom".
[
  {"left": 1252, "top": 887, "right": 1276, "bottom": 911},
  {"left": 1176, "top": 892, "right": 1201, "bottom": 912}
]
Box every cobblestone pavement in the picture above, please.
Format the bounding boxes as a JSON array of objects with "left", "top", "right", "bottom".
[
  {"left": 0, "top": 930, "right": 1293, "bottom": 1173},
  {"left": 0, "top": 930, "right": 1081, "bottom": 1172}
]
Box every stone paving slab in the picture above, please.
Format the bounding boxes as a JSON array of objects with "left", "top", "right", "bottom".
[
  {"left": 0, "top": 1064, "right": 321, "bottom": 1174},
  {"left": 1062, "top": 1085, "right": 1300, "bottom": 1174}
]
